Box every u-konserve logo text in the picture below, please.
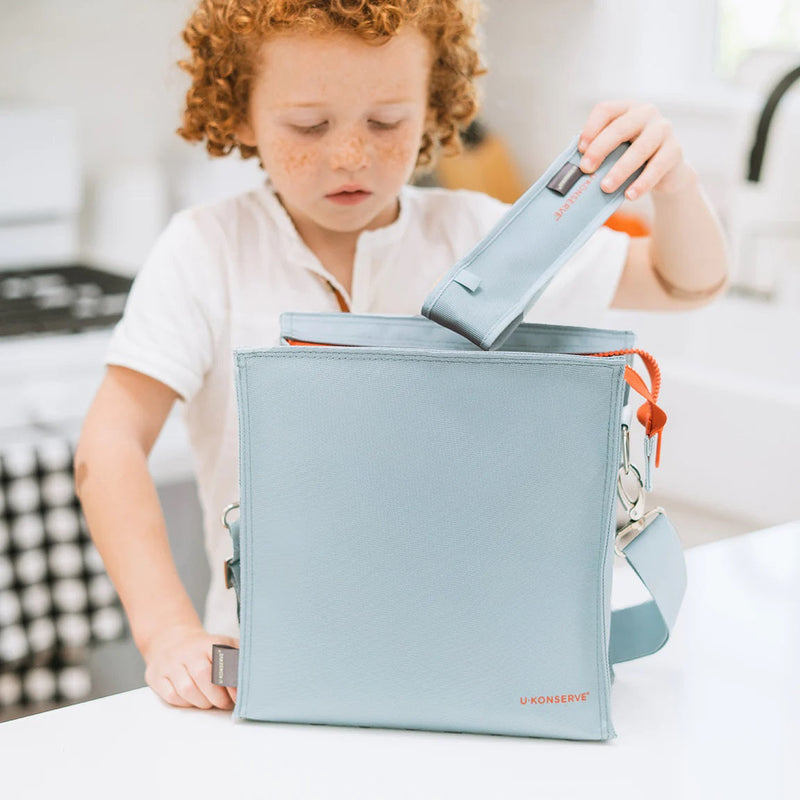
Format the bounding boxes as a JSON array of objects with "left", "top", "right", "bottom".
[{"left": 520, "top": 692, "right": 590, "bottom": 705}]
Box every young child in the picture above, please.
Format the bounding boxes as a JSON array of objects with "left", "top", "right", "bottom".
[{"left": 74, "top": 0, "right": 728, "bottom": 711}]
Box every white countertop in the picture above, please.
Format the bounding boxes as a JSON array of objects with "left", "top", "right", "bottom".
[{"left": 2, "top": 522, "right": 798, "bottom": 799}]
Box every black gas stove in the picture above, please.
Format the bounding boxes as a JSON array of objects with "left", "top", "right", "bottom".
[{"left": 0, "top": 264, "right": 133, "bottom": 338}]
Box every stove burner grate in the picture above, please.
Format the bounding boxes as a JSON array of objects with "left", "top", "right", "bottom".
[{"left": 0, "top": 265, "right": 133, "bottom": 338}]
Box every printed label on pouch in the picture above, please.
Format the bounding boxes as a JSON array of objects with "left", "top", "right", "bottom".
[{"left": 553, "top": 173, "right": 597, "bottom": 221}]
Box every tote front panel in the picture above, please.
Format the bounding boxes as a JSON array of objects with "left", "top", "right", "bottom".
[{"left": 233, "top": 346, "right": 627, "bottom": 740}]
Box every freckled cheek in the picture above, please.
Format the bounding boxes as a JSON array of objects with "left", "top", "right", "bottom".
[
  {"left": 375, "top": 136, "right": 419, "bottom": 170},
  {"left": 265, "top": 136, "right": 322, "bottom": 179}
]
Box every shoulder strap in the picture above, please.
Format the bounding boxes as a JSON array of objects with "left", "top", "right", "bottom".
[{"left": 610, "top": 509, "right": 687, "bottom": 664}]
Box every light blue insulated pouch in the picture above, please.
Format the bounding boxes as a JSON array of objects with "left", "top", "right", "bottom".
[
  {"left": 219, "top": 136, "right": 686, "bottom": 741},
  {"left": 421, "top": 134, "right": 643, "bottom": 350}
]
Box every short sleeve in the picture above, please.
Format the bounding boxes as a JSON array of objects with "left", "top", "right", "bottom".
[
  {"left": 104, "top": 210, "right": 227, "bottom": 403},
  {"left": 524, "top": 226, "right": 630, "bottom": 327},
  {"left": 455, "top": 190, "right": 512, "bottom": 244}
]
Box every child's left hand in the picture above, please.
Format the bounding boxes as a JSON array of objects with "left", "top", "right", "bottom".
[{"left": 577, "top": 101, "right": 696, "bottom": 202}]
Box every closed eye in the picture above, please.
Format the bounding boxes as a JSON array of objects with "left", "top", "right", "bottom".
[
  {"left": 292, "top": 121, "right": 328, "bottom": 135},
  {"left": 369, "top": 119, "right": 402, "bottom": 131}
]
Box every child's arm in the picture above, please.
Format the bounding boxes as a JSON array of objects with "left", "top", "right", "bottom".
[
  {"left": 611, "top": 165, "right": 729, "bottom": 310},
  {"left": 74, "top": 365, "right": 237, "bottom": 709},
  {"left": 576, "top": 101, "right": 729, "bottom": 310}
]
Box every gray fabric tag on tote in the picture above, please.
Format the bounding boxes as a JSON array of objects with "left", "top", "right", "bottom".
[{"left": 212, "top": 644, "right": 239, "bottom": 687}]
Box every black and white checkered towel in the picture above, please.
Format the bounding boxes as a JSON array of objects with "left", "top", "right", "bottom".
[{"left": 0, "top": 436, "right": 127, "bottom": 715}]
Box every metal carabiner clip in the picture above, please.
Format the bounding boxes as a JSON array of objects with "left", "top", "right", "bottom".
[
  {"left": 221, "top": 502, "right": 240, "bottom": 532},
  {"left": 621, "top": 423, "right": 631, "bottom": 475},
  {"left": 616, "top": 462, "right": 646, "bottom": 522}
]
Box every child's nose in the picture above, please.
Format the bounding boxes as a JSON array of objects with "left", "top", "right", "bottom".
[{"left": 329, "top": 133, "right": 370, "bottom": 172}]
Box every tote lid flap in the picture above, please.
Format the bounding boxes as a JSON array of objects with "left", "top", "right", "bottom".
[{"left": 420, "top": 134, "right": 644, "bottom": 350}]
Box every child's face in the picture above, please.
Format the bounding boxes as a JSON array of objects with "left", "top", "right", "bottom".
[{"left": 239, "top": 27, "right": 432, "bottom": 238}]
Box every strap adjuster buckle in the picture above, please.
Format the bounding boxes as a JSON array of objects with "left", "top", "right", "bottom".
[{"left": 615, "top": 506, "right": 665, "bottom": 557}]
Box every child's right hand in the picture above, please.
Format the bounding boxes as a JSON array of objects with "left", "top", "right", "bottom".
[{"left": 142, "top": 624, "right": 239, "bottom": 710}]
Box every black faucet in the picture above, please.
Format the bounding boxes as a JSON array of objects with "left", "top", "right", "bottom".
[{"left": 747, "top": 64, "right": 800, "bottom": 183}]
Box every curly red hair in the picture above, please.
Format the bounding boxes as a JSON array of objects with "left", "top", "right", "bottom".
[{"left": 177, "top": 0, "right": 486, "bottom": 170}]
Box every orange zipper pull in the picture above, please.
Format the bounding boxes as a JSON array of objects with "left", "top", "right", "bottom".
[{"left": 585, "top": 349, "right": 667, "bottom": 468}]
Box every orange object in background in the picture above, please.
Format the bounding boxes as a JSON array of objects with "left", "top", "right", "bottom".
[
  {"left": 603, "top": 210, "right": 651, "bottom": 237},
  {"left": 434, "top": 120, "right": 526, "bottom": 204}
]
